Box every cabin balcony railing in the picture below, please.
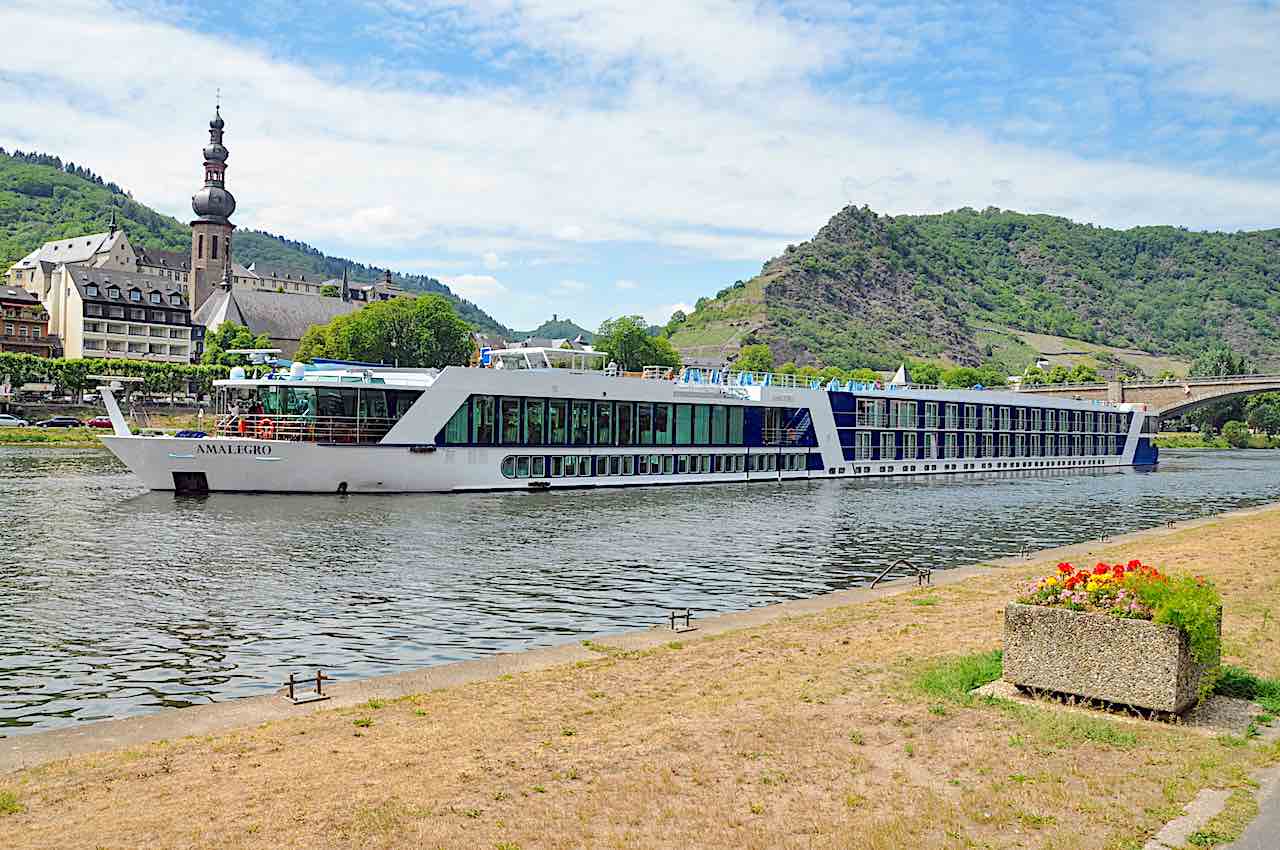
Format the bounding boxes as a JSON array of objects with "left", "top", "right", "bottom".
[
  {"left": 214, "top": 413, "right": 401, "bottom": 444},
  {"left": 855, "top": 413, "right": 889, "bottom": 427}
]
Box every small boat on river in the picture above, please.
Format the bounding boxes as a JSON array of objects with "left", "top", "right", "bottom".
[{"left": 99, "top": 348, "right": 1159, "bottom": 494}]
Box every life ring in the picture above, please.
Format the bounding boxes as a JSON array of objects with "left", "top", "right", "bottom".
[{"left": 256, "top": 418, "right": 276, "bottom": 440}]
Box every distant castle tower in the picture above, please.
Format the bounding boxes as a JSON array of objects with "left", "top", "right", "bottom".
[{"left": 190, "top": 102, "right": 237, "bottom": 310}]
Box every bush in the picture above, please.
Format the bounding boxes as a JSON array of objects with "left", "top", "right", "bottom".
[{"left": 1221, "top": 420, "right": 1251, "bottom": 448}]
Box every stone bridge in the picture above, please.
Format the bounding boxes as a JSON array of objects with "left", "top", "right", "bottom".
[{"left": 1016, "top": 375, "right": 1280, "bottom": 419}]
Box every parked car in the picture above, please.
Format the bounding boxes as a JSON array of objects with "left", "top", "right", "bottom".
[
  {"left": 0, "top": 413, "right": 30, "bottom": 427},
  {"left": 86, "top": 416, "right": 114, "bottom": 429},
  {"left": 36, "top": 416, "right": 84, "bottom": 428}
]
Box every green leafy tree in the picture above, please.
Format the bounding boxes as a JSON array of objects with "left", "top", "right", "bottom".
[
  {"left": 1221, "top": 420, "right": 1251, "bottom": 448},
  {"left": 941, "top": 365, "right": 1006, "bottom": 388},
  {"left": 594, "top": 316, "right": 681, "bottom": 371},
  {"left": 1187, "top": 345, "right": 1251, "bottom": 432},
  {"left": 735, "top": 344, "right": 774, "bottom": 373},
  {"left": 1067, "top": 363, "right": 1100, "bottom": 383},
  {"left": 320, "top": 284, "right": 340, "bottom": 297},
  {"left": 202, "top": 323, "right": 272, "bottom": 366},
  {"left": 1022, "top": 365, "right": 1046, "bottom": 386},
  {"left": 907, "top": 361, "right": 942, "bottom": 387},
  {"left": 1244, "top": 394, "right": 1280, "bottom": 436},
  {"left": 294, "top": 295, "right": 474, "bottom": 368},
  {"left": 1045, "top": 365, "right": 1071, "bottom": 384}
]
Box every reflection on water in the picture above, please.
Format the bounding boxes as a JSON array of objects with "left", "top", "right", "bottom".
[{"left": 2, "top": 446, "right": 1278, "bottom": 734}]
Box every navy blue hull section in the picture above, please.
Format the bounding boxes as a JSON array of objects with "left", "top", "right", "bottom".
[{"left": 1134, "top": 437, "right": 1158, "bottom": 465}]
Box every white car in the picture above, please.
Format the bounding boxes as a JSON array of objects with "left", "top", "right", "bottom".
[{"left": 0, "top": 413, "right": 30, "bottom": 427}]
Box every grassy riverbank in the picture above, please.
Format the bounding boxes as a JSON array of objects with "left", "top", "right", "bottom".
[
  {"left": 1155, "top": 432, "right": 1280, "bottom": 449},
  {"left": 0, "top": 426, "right": 102, "bottom": 447},
  {"left": 4, "top": 510, "right": 1280, "bottom": 849}
]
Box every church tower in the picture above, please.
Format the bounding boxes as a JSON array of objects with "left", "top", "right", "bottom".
[{"left": 190, "top": 103, "right": 237, "bottom": 310}]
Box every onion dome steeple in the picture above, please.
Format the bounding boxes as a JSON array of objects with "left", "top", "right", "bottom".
[{"left": 191, "top": 103, "right": 237, "bottom": 224}]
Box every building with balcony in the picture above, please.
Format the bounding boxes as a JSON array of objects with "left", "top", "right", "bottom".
[
  {"left": 46, "top": 265, "right": 199, "bottom": 363},
  {"left": 0, "top": 286, "right": 56, "bottom": 357}
]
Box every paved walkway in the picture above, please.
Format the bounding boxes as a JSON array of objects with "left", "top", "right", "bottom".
[{"left": 1224, "top": 765, "right": 1280, "bottom": 850}]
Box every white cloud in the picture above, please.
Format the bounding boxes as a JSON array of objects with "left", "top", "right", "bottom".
[
  {"left": 553, "top": 279, "right": 588, "bottom": 294},
  {"left": 644, "top": 302, "right": 694, "bottom": 326},
  {"left": 614, "top": 279, "right": 638, "bottom": 290},
  {"left": 481, "top": 251, "right": 506, "bottom": 270},
  {"left": 441, "top": 274, "right": 507, "bottom": 299},
  {"left": 1143, "top": 1, "right": 1280, "bottom": 105}
]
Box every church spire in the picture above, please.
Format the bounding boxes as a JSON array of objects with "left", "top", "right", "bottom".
[
  {"left": 341, "top": 267, "right": 350, "bottom": 302},
  {"left": 191, "top": 101, "right": 236, "bottom": 224}
]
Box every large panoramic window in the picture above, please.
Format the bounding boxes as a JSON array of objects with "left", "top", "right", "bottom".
[
  {"left": 501, "top": 397, "right": 521, "bottom": 444},
  {"left": 444, "top": 405, "right": 468, "bottom": 444},
  {"left": 693, "top": 405, "right": 710, "bottom": 445},
  {"left": 549, "top": 400, "right": 567, "bottom": 444},
  {"left": 637, "top": 403, "right": 653, "bottom": 445},
  {"left": 472, "top": 395, "right": 495, "bottom": 444},
  {"left": 655, "top": 404, "right": 673, "bottom": 445},
  {"left": 675, "top": 404, "right": 692, "bottom": 445},
  {"left": 728, "top": 407, "right": 744, "bottom": 445},
  {"left": 595, "top": 401, "right": 612, "bottom": 445},
  {"left": 617, "top": 403, "right": 634, "bottom": 446},
  {"left": 571, "top": 401, "right": 592, "bottom": 445},
  {"left": 711, "top": 406, "right": 727, "bottom": 445},
  {"left": 524, "top": 400, "right": 545, "bottom": 444}
]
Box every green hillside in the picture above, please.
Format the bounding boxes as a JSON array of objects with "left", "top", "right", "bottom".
[
  {"left": 512, "top": 317, "right": 595, "bottom": 342},
  {"left": 0, "top": 149, "right": 510, "bottom": 336},
  {"left": 670, "top": 205, "right": 1280, "bottom": 372}
]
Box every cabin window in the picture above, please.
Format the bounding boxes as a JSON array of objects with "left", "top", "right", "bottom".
[
  {"left": 984, "top": 434, "right": 994, "bottom": 457},
  {"left": 637, "top": 403, "right": 653, "bottom": 445},
  {"left": 1000, "top": 435, "right": 1011, "bottom": 457},
  {"left": 472, "top": 395, "right": 495, "bottom": 444},
  {"left": 675, "top": 404, "right": 692, "bottom": 445},
  {"left": 609, "top": 456, "right": 621, "bottom": 475},
  {"left": 524, "top": 400, "right": 545, "bottom": 444},
  {"left": 444, "top": 405, "right": 468, "bottom": 444},
  {"left": 501, "top": 457, "right": 516, "bottom": 478},
  {"left": 711, "top": 406, "right": 727, "bottom": 444},
  {"left": 662, "top": 454, "right": 674, "bottom": 474},
  {"left": 317, "top": 387, "right": 357, "bottom": 418},
  {"left": 550, "top": 456, "right": 563, "bottom": 477},
  {"left": 678, "top": 455, "right": 689, "bottom": 474},
  {"left": 564, "top": 455, "right": 577, "bottom": 476},
  {"left": 616, "top": 403, "right": 634, "bottom": 446},
  {"left": 571, "top": 401, "right": 591, "bottom": 445},
  {"left": 516, "top": 456, "right": 530, "bottom": 478},
  {"left": 649, "top": 454, "right": 660, "bottom": 474},
  {"left": 728, "top": 407, "right": 744, "bottom": 445},
  {"left": 693, "top": 405, "right": 710, "bottom": 445},
  {"left": 964, "top": 434, "right": 976, "bottom": 458},
  {"left": 501, "top": 398, "right": 521, "bottom": 444},
  {"left": 654, "top": 404, "right": 673, "bottom": 445},
  {"left": 532, "top": 456, "right": 546, "bottom": 477},
  {"left": 549, "top": 400, "right": 568, "bottom": 444},
  {"left": 904, "top": 432, "right": 917, "bottom": 459},
  {"left": 623, "top": 455, "right": 635, "bottom": 475},
  {"left": 595, "top": 401, "right": 612, "bottom": 445},
  {"left": 880, "top": 432, "right": 895, "bottom": 460}
]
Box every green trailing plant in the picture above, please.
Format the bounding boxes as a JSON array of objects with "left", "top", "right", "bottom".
[{"left": 1128, "top": 573, "right": 1223, "bottom": 669}]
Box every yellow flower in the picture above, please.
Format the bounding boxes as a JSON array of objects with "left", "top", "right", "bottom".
[{"left": 1044, "top": 577, "right": 1059, "bottom": 587}]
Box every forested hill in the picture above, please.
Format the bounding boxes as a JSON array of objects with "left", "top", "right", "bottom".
[
  {"left": 669, "top": 205, "right": 1280, "bottom": 370},
  {"left": 512, "top": 317, "right": 595, "bottom": 341},
  {"left": 0, "top": 149, "right": 511, "bottom": 336}
]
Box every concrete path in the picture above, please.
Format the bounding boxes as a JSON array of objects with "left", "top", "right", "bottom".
[{"left": 1224, "top": 765, "right": 1280, "bottom": 850}]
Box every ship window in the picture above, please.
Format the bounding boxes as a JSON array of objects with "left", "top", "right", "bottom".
[
  {"left": 358, "top": 389, "right": 388, "bottom": 420},
  {"left": 551, "top": 456, "right": 564, "bottom": 477},
  {"left": 654, "top": 404, "right": 674, "bottom": 445},
  {"left": 444, "top": 404, "right": 468, "bottom": 444},
  {"left": 501, "top": 397, "right": 521, "bottom": 444},
  {"left": 623, "top": 455, "right": 635, "bottom": 475},
  {"left": 571, "top": 400, "right": 591, "bottom": 445},
  {"left": 564, "top": 455, "right": 577, "bottom": 476},
  {"left": 501, "top": 457, "right": 515, "bottom": 478},
  {"left": 728, "top": 406, "right": 744, "bottom": 445},
  {"left": 608, "top": 455, "right": 619, "bottom": 475},
  {"left": 711, "top": 406, "right": 727, "bottom": 444},
  {"left": 675, "top": 404, "right": 692, "bottom": 445},
  {"left": 662, "top": 454, "right": 674, "bottom": 474},
  {"left": 595, "top": 401, "right": 612, "bottom": 445},
  {"left": 318, "top": 387, "right": 357, "bottom": 418},
  {"left": 637, "top": 455, "right": 648, "bottom": 474},
  {"left": 525, "top": 400, "right": 545, "bottom": 444},
  {"left": 532, "top": 456, "right": 546, "bottom": 477},
  {"left": 284, "top": 387, "right": 316, "bottom": 420},
  {"left": 904, "top": 432, "right": 917, "bottom": 459},
  {"left": 734, "top": 454, "right": 745, "bottom": 472},
  {"left": 580, "top": 456, "right": 593, "bottom": 476},
  {"left": 637, "top": 403, "right": 653, "bottom": 445},
  {"left": 549, "top": 400, "right": 568, "bottom": 444},
  {"left": 616, "top": 402, "right": 634, "bottom": 446},
  {"left": 678, "top": 454, "right": 689, "bottom": 473},
  {"left": 472, "top": 395, "right": 495, "bottom": 444},
  {"left": 516, "top": 456, "right": 530, "bottom": 478},
  {"left": 693, "top": 405, "right": 710, "bottom": 445}
]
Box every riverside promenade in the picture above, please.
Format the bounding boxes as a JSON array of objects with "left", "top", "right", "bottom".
[{"left": 4, "top": 505, "right": 1280, "bottom": 849}]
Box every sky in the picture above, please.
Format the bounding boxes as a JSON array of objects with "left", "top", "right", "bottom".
[{"left": 1, "top": 0, "right": 1278, "bottom": 332}]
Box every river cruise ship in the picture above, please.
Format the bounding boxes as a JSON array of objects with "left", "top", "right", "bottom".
[{"left": 99, "top": 347, "right": 1159, "bottom": 494}]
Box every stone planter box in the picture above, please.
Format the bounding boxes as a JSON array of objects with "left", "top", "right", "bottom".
[{"left": 1003, "top": 602, "right": 1219, "bottom": 714}]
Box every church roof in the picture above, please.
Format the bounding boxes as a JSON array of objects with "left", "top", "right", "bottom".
[
  {"left": 136, "top": 248, "right": 190, "bottom": 271},
  {"left": 9, "top": 231, "right": 120, "bottom": 270},
  {"left": 194, "top": 288, "right": 359, "bottom": 344}
]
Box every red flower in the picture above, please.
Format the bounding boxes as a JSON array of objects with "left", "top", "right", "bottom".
[
  {"left": 1093, "top": 563, "right": 1109, "bottom": 576},
  {"left": 1058, "top": 563, "right": 1073, "bottom": 575},
  {"left": 1128, "top": 559, "right": 1142, "bottom": 569}
]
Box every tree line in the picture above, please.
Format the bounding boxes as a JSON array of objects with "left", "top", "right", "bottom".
[{"left": 0, "top": 352, "right": 228, "bottom": 399}]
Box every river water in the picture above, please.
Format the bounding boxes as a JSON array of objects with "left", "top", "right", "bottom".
[{"left": 2, "top": 447, "right": 1278, "bottom": 734}]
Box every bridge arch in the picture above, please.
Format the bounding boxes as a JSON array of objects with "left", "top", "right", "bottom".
[{"left": 1156, "top": 384, "right": 1280, "bottom": 419}]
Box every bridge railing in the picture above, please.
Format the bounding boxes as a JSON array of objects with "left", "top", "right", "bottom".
[{"left": 1021, "top": 374, "right": 1280, "bottom": 393}]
